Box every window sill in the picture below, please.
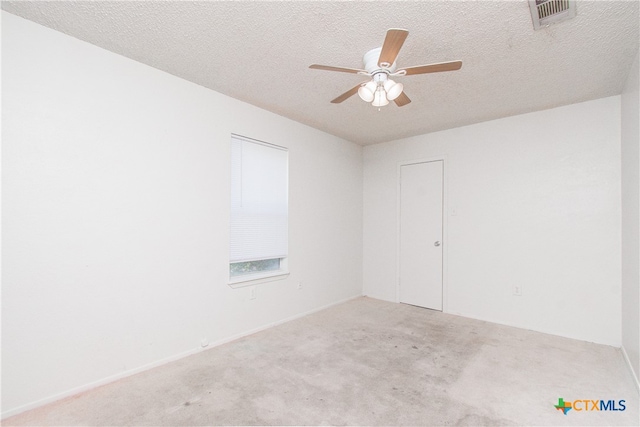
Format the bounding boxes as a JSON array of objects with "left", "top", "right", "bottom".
[{"left": 228, "top": 271, "right": 290, "bottom": 289}]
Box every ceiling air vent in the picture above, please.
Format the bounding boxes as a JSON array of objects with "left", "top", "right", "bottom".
[{"left": 529, "top": 0, "right": 576, "bottom": 30}]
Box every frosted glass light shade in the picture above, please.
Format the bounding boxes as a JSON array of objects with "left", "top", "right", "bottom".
[
  {"left": 384, "top": 80, "right": 403, "bottom": 101},
  {"left": 358, "top": 81, "right": 377, "bottom": 102},
  {"left": 372, "top": 88, "right": 389, "bottom": 107}
]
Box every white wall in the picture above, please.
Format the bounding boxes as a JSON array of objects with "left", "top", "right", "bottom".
[
  {"left": 363, "top": 96, "right": 622, "bottom": 347},
  {"left": 621, "top": 49, "right": 640, "bottom": 386},
  {"left": 1, "top": 12, "right": 363, "bottom": 416}
]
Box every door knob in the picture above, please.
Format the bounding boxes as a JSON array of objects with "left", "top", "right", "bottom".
[{"left": 434, "top": 241, "right": 441, "bottom": 247}]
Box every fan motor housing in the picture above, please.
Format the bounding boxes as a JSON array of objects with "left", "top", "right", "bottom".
[{"left": 363, "top": 47, "right": 397, "bottom": 74}]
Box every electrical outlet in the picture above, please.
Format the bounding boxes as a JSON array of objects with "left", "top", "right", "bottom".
[
  {"left": 249, "top": 286, "right": 257, "bottom": 300},
  {"left": 297, "top": 281, "right": 303, "bottom": 290},
  {"left": 513, "top": 285, "right": 522, "bottom": 296}
]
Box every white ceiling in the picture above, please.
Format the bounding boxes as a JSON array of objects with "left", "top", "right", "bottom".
[{"left": 3, "top": 1, "right": 639, "bottom": 145}]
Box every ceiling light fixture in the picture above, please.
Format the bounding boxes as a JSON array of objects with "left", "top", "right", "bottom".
[{"left": 358, "top": 72, "right": 404, "bottom": 107}]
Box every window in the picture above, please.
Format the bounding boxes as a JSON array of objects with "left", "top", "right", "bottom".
[{"left": 229, "top": 134, "right": 288, "bottom": 285}]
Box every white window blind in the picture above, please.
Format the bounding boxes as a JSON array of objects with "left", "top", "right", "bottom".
[{"left": 230, "top": 135, "right": 288, "bottom": 264}]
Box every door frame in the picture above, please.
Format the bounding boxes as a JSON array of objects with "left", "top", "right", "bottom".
[{"left": 396, "top": 156, "right": 449, "bottom": 312}]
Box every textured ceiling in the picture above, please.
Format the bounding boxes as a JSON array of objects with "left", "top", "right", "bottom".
[{"left": 3, "top": 1, "right": 639, "bottom": 145}]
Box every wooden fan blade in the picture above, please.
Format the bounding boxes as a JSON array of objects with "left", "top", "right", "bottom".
[
  {"left": 394, "top": 92, "right": 411, "bottom": 107},
  {"left": 309, "top": 64, "right": 366, "bottom": 74},
  {"left": 378, "top": 29, "right": 409, "bottom": 67},
  {"left": 398, "top": 60, "right": 462, "bottom": 76},
  {"left": 331, "top": 83, "right": 364, "bottom": 104}
]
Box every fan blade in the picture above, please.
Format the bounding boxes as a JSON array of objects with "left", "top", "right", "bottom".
[
  {"left": 394, "top": 92, "right": 411, "bottom": 107},
  {"left": 331, "top": 83, "right": 364, "bottom": 104},
  {"left": 309, "top": 64, "right": 366, "bottom": 74},
  {"left": 378, "top": 29, "right": 409, "bottom": 67},
  {"left": 398, "top": 61, "right": 462, "bottom": 76}
]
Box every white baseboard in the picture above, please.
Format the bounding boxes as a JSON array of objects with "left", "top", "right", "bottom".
[
  {"left": 446, "top": 309, "right": 640, "bottom": 393},
  {"left": 444, "top": 309, "right": 620, "bottom": 347},
  {"left": 206, "top": 294, "right": 362, "bottom": 349},
  {"left": 1, "top": 346, "right": 202, "bottom": 420},
  {"left": 1, "top": 294, "right": 362, "bottom": 420},
  {"left": 621, "top": 345, "right": 640, "bottom": 393}
]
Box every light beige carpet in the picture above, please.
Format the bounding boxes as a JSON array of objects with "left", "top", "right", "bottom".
[{"left": 4, "top": 297, "right": 639, "bottom": 426}]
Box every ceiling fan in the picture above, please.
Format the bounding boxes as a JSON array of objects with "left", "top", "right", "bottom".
[{"left": 309, "top": 29, "right": 462, "bottom": 108}]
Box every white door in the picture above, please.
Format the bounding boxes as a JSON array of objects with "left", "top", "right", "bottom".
[{"left": 399, "top": 160, "right": 443, "bottom": 310}]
